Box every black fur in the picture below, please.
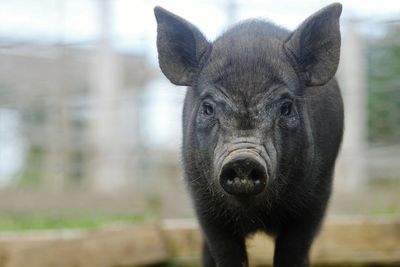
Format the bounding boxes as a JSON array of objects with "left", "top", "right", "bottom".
[{"left": 155, "top": 3, "right": 344, "bottom": 267}]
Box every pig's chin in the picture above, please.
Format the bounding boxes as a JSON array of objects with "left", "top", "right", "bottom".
[
  {"left": 221, "top": 195, "right": 266, "bottom": 214},
  {"left": 218, "top": 185, "right": 268, "bottom": 208}
]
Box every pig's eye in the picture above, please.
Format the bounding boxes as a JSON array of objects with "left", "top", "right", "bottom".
[
  {"left": 202, "top": 102, "right": 214, "bottom": 116},
  {"left": 280, "top": 102, "right": 293, "bottom": 116}
]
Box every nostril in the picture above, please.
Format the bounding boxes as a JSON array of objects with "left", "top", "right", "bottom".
[
  {"left": 249, "top": 168, "right": 265, "bottom": 183},
  {"left": 222, "top": 168, "right": 237, "bottom": 185}
]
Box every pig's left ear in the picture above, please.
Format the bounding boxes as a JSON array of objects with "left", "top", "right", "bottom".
[
  {"left": 154, "top": 6, "right": 210, "bottom": 86},
  {"left": 284, "top": 3, "right": 342, "bottom": 86}
]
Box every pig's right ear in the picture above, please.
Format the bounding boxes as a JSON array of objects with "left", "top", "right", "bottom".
[{"left": 154, "top": 7, "right": 210, "bottom": 86}]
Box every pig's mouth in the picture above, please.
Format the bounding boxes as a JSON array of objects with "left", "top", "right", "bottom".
[{"left": 215, "top": 143, "right": 270, "bottom": 198}]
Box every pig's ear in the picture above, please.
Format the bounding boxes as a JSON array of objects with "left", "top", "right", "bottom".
[
  {"left": 154, "top": 6, "right": 210, "bottom": 86},
  {"left": 284, "top": 3, "right": 342, "bottom": 86}
]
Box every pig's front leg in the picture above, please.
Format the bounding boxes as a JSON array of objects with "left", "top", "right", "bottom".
[
  {"left": 201, "top": 239, "right": 216, "bottom": 267},
  {"left": 273, "top": 219, "right": 320, "bottom": 267},
  {"left": 201, "top": 223, "right": 248, "bottom": 267}
]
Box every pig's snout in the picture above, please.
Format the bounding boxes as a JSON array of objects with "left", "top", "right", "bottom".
[{"left": 219, "top": 152, "right": 267, "bottom": 196}]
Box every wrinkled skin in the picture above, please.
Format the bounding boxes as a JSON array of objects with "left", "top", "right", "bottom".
[{"left": 155, "top": 3, "right": 344, "bottom": 267}]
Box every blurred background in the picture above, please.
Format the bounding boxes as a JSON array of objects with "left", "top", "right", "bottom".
[{"left": 0, "top": 0, "right": 399, "bottom": 230}]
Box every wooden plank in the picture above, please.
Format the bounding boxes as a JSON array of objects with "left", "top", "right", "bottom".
[
  {"left": 0, "top": 217, "right": 398, "bottom": 267},
  {"left": 162, "top": 216, "right": 400, "bottom": 266},
  {"left": 0, "top": 224, "right": 169, "bottom": 267},
  {"left": 311, "top": 217, "right": 400, "bottom": 265},
  {"left": 162, "top": 219, "right": 201, "bottom": 262}
]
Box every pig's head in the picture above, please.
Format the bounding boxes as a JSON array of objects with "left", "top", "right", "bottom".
[{"left": 154, "top": 4, "right": 341, "bottom": 204}]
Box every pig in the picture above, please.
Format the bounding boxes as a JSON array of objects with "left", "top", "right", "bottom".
[{"left": 154, "top": 3, "right": 344, "bottom": 267}]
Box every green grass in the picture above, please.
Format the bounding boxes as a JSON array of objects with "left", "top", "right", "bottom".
[
  {"left": 0, "top": 213, "right": 144, "bottom": 231},
  {"left": 369, "top": 206, "right": 400, "bottom": 216}
]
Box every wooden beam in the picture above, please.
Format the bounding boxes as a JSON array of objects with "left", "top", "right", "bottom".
[
  {"left": 0, "top": 217, "right": 398, "bottom": 266},
  {"left": 0, "top": 224, "right": 168, "bottom": 267},
  {"left": 162, "top": 216, "right": 400, "bottom": 266}
]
